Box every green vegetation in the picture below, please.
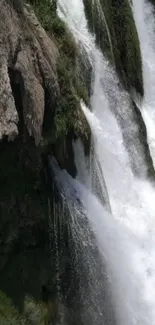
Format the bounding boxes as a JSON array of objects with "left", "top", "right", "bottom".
[
  {"left": 23, "top": 296, "right": 53, "bottom": 325},
  {"left": 28, "top": 0, "right": 90, "bottom": 144},
  {"left": 84, "top": 0, "right": 143, "bottom": 96},
  {"left": 0, "top": 291, "right": 21, "bottom": 325},
  {"left": 110, "top": 0, "right": 143, "bottom": 95},
  {"left": 0, "top": 291, "right": 55, "bottom": 325},
  {"left": 83, "top": 0, "right": 113, "bottom": 60}
]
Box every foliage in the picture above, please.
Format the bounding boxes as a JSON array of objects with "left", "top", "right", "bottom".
[{"left": 28, "top": 0, "right": 90, "bottom": 143}]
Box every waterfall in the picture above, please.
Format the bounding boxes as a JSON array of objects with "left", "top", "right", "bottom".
[
  {"left": 50, "top": 157, "right": 117, "bottom": 325},
  {"left": 132, "top": 0, "right": 155, "bottom": 167},
  {"left": 55, "top": 0, "right": 155, "bottom": 324}
]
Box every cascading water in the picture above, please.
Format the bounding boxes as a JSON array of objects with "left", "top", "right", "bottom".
[
  {"left": 55, "top": 0, "right": 155, "bottom": 324},
  {"left": 50, "top": 157, "right": 117, "bottom": 325},
  {"left": 132, "top": 0, "right": 155, "bottom": 167}
]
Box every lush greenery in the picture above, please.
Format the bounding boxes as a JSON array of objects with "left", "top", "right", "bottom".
[{"left": 28, "top": 0, "right": 90, "bottom": 144}]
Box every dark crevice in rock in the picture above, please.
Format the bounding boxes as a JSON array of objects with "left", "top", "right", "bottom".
[
  {"left": 8, "top": 0, "right": 24, "bottom": 14},
  {"left": 0, "top": 135, "right": 53, "bottom": 311},
  {"left": 8, "top": 68, "right": 24, "bottom": 136},
  {"left": 42, "top": 86, "right": 55, "bottom": 137},
  {"left": 11, "top": 39, "right": 22, "bottom": 67},
  {"left": 52, "top": 133, "right": 77, "bottom": 178}
]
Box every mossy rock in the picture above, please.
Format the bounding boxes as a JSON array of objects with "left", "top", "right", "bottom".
[
  {"left": 110, "top": 0, "right": 143, "bottom": 95},
  {"left": 23, "top": 296, "right": 56, "bottom": 325},
  {"left": 83, "top": 0, "right": 113, "bottom": 60},
  {"left": 0, "top": 290, "right": 58, "bottom": 325},
  {"left": 0, "top": 2, "right": 90, "bottom": 325},
  {"left": 27, "top": 0, "right": 91, "bottom": 154},
  {"left": 0, "top": 291, "right": 22, "bottom": 325},
  {"left": 84, "top": 0, "right": 143, "bottom": 96}
]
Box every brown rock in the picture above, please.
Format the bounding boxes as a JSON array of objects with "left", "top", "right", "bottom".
[{"left": 0, "top": 0, "right": 59, "bottom": 144}]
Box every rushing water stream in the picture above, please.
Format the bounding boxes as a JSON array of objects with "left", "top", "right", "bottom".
[{"left": 54, "top": 0, "right": 155, "bottom": 324}]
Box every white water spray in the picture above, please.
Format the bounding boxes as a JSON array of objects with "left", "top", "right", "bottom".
[{"left": 57, "top": 0, "right": 155, "bottom": 324}]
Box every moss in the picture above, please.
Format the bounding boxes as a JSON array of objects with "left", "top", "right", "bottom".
[
  {"left": 28, "top": 0, "right": 57, "bottom": 23},
  {"left": 55, "top": 56, "right": 89, "bottom": 138},
  {"left": 83, "top": 0, "right": 113, "bottom": 60},
  {"left": 0, "top": 291, "right": 22, "bottom": 325},
  {"left": 28, "top": 0, "right": 90, "bottom": 147},
  {"left": 84, "top": 0, "right": 143, "bottom": 95},
  {"left": 23, "top": 296, "right": 55, "bottom": 325},
  {"left": 110, "top": 0, "right": 143, "bottom": 95},
  {"left": 0, "top": 290, "right": 57, "bottom": 325},
  {"left": 42, "top": 53, "right": 90, "bottom": 167}
]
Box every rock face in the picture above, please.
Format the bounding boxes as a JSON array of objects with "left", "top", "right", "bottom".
[
  {"left": 0, "top": 0, "right": 59, "bottom": 144},
  {"left": 0, "top": 62, "right": 18, "bottom": 140},
  {"left": 0, "top": 2, "right": 63, "bottom": 323},
  {"left": 0, "top": 2, "right": 91, "bottom": 324},
  {"left": 83, "top": 0, "right": 144, "bottom": 96}
]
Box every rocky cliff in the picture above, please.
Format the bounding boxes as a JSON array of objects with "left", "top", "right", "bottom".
[
  {"left": 0, "top": 1, "right": 90, "bottom": 324},
  {"left": 1, "top": 0, "right": 155, "bottom": 324},
  {"left": 0, "top": 0, "right": 59, "bottom": 143}
]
